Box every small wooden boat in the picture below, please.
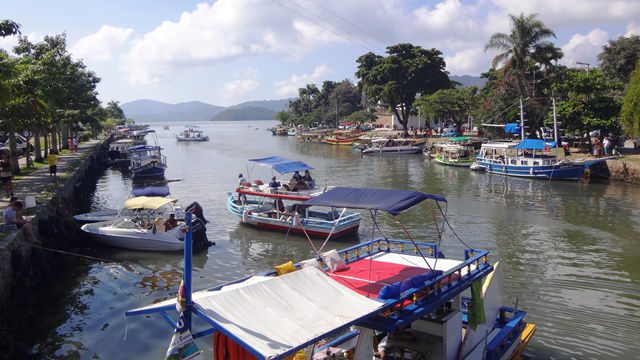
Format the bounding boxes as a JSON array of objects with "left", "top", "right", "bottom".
[
  {"left": 324, "top": 130, "right": 359, "bottom": 146},
  {"left": 433, "top": 143, "right": 476, "bottom": 167}
]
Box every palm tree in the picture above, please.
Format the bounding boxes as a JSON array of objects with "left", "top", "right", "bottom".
[{"left": 485, "top": 13, "right": 557, "bottom": 97}]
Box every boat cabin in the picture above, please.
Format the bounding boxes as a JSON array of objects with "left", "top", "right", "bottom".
[{"left": 477, "top": 140, "right": 560, "bottom": 167}]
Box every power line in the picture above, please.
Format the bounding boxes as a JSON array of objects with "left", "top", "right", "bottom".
[
  {"left": 302, "top": 0, "right": 388, "bottom": 50},
  {"left": 270, "top": 0, "right": 384, "bottom": 53}
]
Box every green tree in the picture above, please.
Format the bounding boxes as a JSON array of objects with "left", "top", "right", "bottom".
[
  {"left": 485, "top": 13, "right": 557, "bottom": 97},
  {"left": 621, "top": 59, "right": 640, "bottom": 136},
  {"left": 274, "top": 110, "right": 292, "bottom": 125},
  {"left": 552, "top": 69, "right": 622, "bottom": 134},
  {"left": 344, "top": 109, "right": 376, "bottom": 125},
  {"left": 598, "top": 35, "right": 640, "bottom": 84},
  {"left": 356, "top": 43, "right": 450, "bottom": 135},
  {"left": 105, "top": 100, "right": 126, "bottom": 120},
  {"left": 415, "top": 87, "right": 478, "bottom": 133},
  {"left": 0, "top": 20, "right": 20, "bottom": 37}
]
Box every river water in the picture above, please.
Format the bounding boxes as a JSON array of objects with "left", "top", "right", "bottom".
[{"left": 30, "top": 121, "right": 640, "bottom": 359}]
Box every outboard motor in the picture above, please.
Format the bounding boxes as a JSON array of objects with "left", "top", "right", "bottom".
[{"left": 185, "top": 201, "right": 208, "bottom": 224}]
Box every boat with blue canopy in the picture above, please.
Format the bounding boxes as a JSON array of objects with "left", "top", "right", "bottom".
[
  {"left": 473, "top": 139, "right": 606, "bottom": 180},
  {"left": 229, "top": 157, "right": 359, "bottom": 238},
  {"left": 127, "top": 187, "right": 535, "bottom": 360},
  {"left": 129, "top": 144, "right": 167, "bottom": 179}
]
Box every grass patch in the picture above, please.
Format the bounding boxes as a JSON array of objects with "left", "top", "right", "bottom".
[{"left": 13, "top": 161, "right": 46, "bottom": 181}]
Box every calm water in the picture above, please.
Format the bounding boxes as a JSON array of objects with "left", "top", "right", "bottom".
[{"left": 31, "top": 121, "right": 640, "bottom": 359}]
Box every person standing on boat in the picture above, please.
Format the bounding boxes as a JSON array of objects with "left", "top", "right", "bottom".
[
  {"left": 238, "top": 173, "right": 247, "bottom": 186},
  {"left": 269, "top": 176, "right": 280, "bottom": 190}
]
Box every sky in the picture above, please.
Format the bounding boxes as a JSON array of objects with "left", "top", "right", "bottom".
[{"left": 1, "top": 0, "right": 639, "bottom": 106}]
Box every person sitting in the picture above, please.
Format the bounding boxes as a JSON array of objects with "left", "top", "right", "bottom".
[
  {"left": 291, "top": 171, "right": 302, "bottom": 184},
  {"left": 268, "top": 176, "right": 281, "bottom": 190},
  {"left": 164, "top": 214, "right": 178, "bottom": 231},
  {"left": 302, "top": 170, "right": 314, "bottom": 188},
  {"left": 4, "top": 201, "right": 34, "bottom": 241}
]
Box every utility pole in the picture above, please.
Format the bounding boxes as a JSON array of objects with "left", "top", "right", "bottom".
[
  {"left": 552, "top": 97, "right": 558, "bottom": 144},
  {"left": 576, "top": 61, "right": 590, "bottom": 75},
  {"left": 335, "top": 97, "right": 339, "bottom": 129}
]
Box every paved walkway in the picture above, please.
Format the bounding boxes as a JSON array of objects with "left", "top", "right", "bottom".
[{"left": 0, "top": 139, "right": 103, "bottom": 210}]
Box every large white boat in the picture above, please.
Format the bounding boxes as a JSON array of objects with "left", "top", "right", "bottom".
[
  {"left": 176, "top": 125, "right": 209, "bottom": 141},
  {"left": 81, "top": 197, "right": 209, "bottom": 252},
  {"left": 362, "top": 138, "right": 423, "bottom": 155}
]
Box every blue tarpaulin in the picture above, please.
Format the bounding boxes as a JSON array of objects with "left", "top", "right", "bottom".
[
  {"left": 303, "top": 187, "right": 446, "bottom": 215},
  {"left": 249, "top": 156, "right": 314, "bottom": 174},
  {"left": 514, "top": 139, "right": 557, "bottom": 150},
  {"left": 504, "top": 123, "right": 520, "bottom": 134}
]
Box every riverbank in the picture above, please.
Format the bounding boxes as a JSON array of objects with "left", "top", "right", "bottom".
[{"left": 0, "top": 138, "right": 108, "bottom": 357}]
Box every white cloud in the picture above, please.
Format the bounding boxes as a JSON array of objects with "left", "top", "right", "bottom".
[
  {"left": 625, "top": 22, "right": 640, "bottom": 36},
  {"left": 234, "top": 67, "right": 259, "bottom": 79},
  {"left": 491, "top": 0, "right": 640, "bottom": 26},
  {"left": 121, "top": 0, "right": 345, "bottom": 86},
  {"left": 71, "top": 25, "right": 132, "bottom": 62},
  {"left": 0, "top": 32, "right": 42, "bottom": 54},
  {"left": 274, "top": 64, "right": 333, "bottom": 97},
  {"left": 224, "top": 78, "right": 259, "bottom": 94},
  {"left": 560, "top": 29, "right": 609, "bottom": 67},
  {"left": 445, "top": 48, "right": 490, "bottom": 75}
]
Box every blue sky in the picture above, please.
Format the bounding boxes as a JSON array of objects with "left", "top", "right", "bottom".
[{"left": 1, "top": 0, "right": 639, "bottom": 106}]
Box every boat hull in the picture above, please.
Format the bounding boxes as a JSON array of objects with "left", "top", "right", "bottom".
[
  {"left": 434, "top": 157, "right": 474, "bottom": 167},
  {"left": 176, "top": 136, "right": 209, "bottom": 141},
  {"left": 362, "top": 146, "right": 421, "bottom": 155},
  {"left": 324, "top": 138, "right": 355, "bottom": 146},
  {"left": 81, "top": 222, "right": 184, "bottom": 251},
  {"left": 242, "top": 217, "right": 359, "bottom": 239},
  {"left": 131, "top": 163, "right": 166, "bottom": 179},
  {"left": 73, "top": 209, "right": 119, "bottom": 223},
  {"left": 474, "top": 160, "right": 587, "bottom": 180}
]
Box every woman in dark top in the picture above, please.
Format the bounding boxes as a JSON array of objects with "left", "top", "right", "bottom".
[{"left": 0, "top": 153, "right": 13, "bottom": 198}]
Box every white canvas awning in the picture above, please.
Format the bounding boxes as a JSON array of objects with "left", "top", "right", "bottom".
[{"left": 194, "top": 267, "right": 383, "bottom": 359}]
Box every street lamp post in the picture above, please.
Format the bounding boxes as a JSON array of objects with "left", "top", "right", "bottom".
[{"left": 576, "top": 61, "right": 590, "bottom": 75}]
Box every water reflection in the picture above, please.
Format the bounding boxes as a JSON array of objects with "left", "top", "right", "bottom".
[{"left": 29, "top": 121, "right": 640, "bottom": 360}]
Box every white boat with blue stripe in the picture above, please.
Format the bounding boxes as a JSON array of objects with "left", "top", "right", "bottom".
[{"left": 473, "top": 139, "right": 604, "bottom": 180}]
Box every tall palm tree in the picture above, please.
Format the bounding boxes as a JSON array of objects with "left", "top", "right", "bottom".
[{"left": 485, "top": 13, "right": 557, "bottom": 97}]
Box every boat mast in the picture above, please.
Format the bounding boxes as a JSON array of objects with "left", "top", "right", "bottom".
[
  {"left": 552, "top": 97, "right": 558, "bottom": 144},
  {"left": 519, "top": 97, "right": 525, "bottom": 140}
]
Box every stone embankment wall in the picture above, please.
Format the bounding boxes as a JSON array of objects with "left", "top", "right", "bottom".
[
  {"left": 0, "top": 140, "right": 109, "bottom": 357},
  {"left": 590, "top": 159, "right": 640, "bottom": 184}
]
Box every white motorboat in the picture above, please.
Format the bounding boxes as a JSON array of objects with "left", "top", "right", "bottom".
[
  {"left": 176, "top": 125, "right": 209, "bottom": 141},
  {"left": 81, "top": 197, "right": 210, "bottom": 251},
  {"left": 362, "top": 138, "right": 422, "bottom": 155}
]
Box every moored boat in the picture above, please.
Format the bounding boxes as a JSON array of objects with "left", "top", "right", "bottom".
[
  {"left": 129, "top": 145, "right": 167, "bottom": 179},
  {"left": 473, "top": 139, "right": 606, "bottom": 180},
  {"left": 362, "top": 138, "right": 423, "bottom": 155},
  {"left": 127, "top": 187, "right": 535, "bottom": 360},
  {"left": 81, "top": 196, "right": 209, "bottom": 251},
  {"left": 433, "top": 142, "right": 477, "bottom": 167},
  {"left": 324, "top": 130, "right": 359, "bottom": 146}
]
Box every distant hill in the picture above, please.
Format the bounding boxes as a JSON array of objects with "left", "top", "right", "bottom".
[
  {"left": 230, "top": 99, "right": 290, "bottom": 112},
  {"left": 450, "top": 75, "right": 487, "bottom": 88},
  {"left": 212, "top": 106, "right": 277, "bottom": 121},
  {"left": 121, "top": 98, "right": 289, "bottom": 123},
  {"left": 121, "top": 99, "right": 225, "bottom": 122}
]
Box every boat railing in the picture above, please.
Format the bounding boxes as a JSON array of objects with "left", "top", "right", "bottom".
[{"left": 301, "top": 212, "right": 361, "bottom": 227}]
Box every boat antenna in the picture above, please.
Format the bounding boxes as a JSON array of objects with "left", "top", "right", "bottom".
[
  {"left": 519, "top": 97, "right": 526, "bottom": 140},
  {"left": 552, "top": 96, "right": 559, "bottom": 144},
  {"left": 395, "top": 220, "right": 434, "bottom": 271}
]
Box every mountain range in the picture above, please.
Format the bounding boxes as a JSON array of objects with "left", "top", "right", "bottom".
[
  {"left": 121, "top": 99, "right": 290, "bottom": 122},
  {"left": 121, "top": 75, "right": 484, "bottom": 123}
]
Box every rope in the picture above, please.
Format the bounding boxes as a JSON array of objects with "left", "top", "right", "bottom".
[
  {"left": 435, "top": 202, "right": 474, "bottom": 250},
  {"left": 395, "top": 220, "right": 434, "bottom": 272},
  {"left": 31, "top": 244, "right": 117, "bottom": 263},
  {"left": 316, "top": 207, "right": 347, "bottom": 254},
  {"left": 297, "top": 220, "right": 319, "bottom": 255}
]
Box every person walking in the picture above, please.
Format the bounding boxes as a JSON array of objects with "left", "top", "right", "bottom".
[
  {"left": 48, "top": 148, "right": 58, "bottom": 180},
  {"left": 67, "top": 137, "right": 74, "bottom": 152},
  {"left": 72, "top": 135, "right": 79, "bottom": 151},
  {"left": 0, "top": 153, "right": 13, "bottom": 198},
  {"left": 603, "top": 137, "right": 611, "bottom": 156}
]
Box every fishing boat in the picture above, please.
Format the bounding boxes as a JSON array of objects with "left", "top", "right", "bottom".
[
  {"left": 127, "top": 187, "right": 535, "bottom": 360},
  {"left": 176, "top": 125, "right": 209, "bottom": 141},
  {"left": 81, "top": 196, "right": 209, "bottom": 251},
  {"left": 324, "top": 130, "right": 359, "bottom": 146},
  {"left": 129, "top": 145, "right": 167, "bottom": 179},
  {"left": 271, "top": 126, "right": 288, "bottom": 136},
  {"left": 362, "top": 138, "right": 423, "bottom": 155},
  {"left": 473, "top": 140, "right": 607, "bottom": 180},
  {"left": 287, "top": 128, "right": 297, "bottom": 136},
  {"left": 433, "top": 140, "right": 477, "bottom": 167},
  {"left": 164, "top": 125, "right": 170, "bottom": 130},
  {"left": 107, "top": 131, "right": 148, "bottom": 166}
]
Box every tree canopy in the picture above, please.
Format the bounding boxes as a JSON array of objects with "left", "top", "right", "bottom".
[
  {"left": 485, "top": 13, "right": 558, "bottom": 97},
  {"left": 355, "top": 43, "right": 451, "bottom": 134},
  {"left": 621, "top": 59, "right": 640, "bottom": 137},
  {"left": 552, "top": 69, "right": 622, "bottom": 134},
  {"left": 415, "top": 87, "right": 478, "bottom": 133},
  {"left": 598, "top": 35, "right": 640, "bottom": 84}
]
